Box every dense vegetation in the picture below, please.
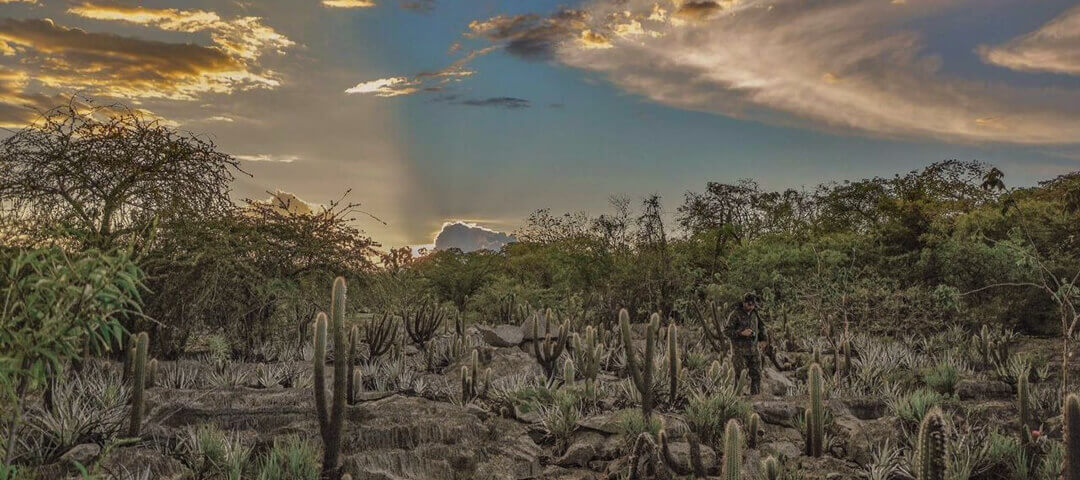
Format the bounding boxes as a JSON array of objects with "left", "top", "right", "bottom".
[{"left": 3, "top": 104, "right": 1080, "bottom": 479}]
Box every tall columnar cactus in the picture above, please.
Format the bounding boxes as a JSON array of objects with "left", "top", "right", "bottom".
[
  {"left": 572, "top": 326, "right": 604, "bottom": 383},
  {"left": 1066, "top": 393, "right": 1080, "bottom": 480},
  {"left": 760, "top": 455, "right": 781, "bottom": 480},
  {"left": 915, "top": 408, "right": 947, "bottom": 480},
  {"left": 696, "top": 300, "right": 729, "bottom": 355},
  {"left": 805, "top": 363, "right": 825, "bottom": 457},
  {"left": 449, "top": 332, "right": 473, "bottom": 361},
  {"left": 621, "top": 309, "right": 659, "bottom": 419},
  {"left": 666, "top": 324, "right": 681, "bottom": 405},
  {"left": 314, "top": 277, "right": 349, "bottom": 479},
  {"left": 346, "top": 326, "right": 359, "bottom": 405},
  {"left": 127, "top": 332, "right": 148, "bottom": 437},
  {"left": 403, "top": 300, "right": 446, "bottom": 351},
  {"left": 363, "top": 313, "right": 397, "bottom": 364},
  {"left": 531, "top": 309, "right": 569, "bottom": 380},
  {"left": 720, "top": 418, "right": 742, "bottom": 480},
  {"left": 658, "top": 430, "right": 707, "bottom": 478},
  {"left": 747, "top": 412, "right": 761, "bottom": 449},
  {"left": 1017, "top": 374, "right": 1030, "bottom": 443}
]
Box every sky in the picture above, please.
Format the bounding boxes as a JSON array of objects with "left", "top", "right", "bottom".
[{"left": 1, "top": 0, "right": 1079, "bottom": 250}]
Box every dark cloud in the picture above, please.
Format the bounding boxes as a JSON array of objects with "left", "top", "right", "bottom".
[
  {"left": 399, "top": 0, "right": 435, "bottom": 13},
  {"left": 431, "top": 94, "right": 531, "bottom": 109},
  {"left": 467, "top": 10, "right": 588, "bottom": 61},
  {"left": 434, "top": 222, "right": 515, "bottom": 252},
  {"left": 674, "top": 1, "right": 723, "bottom": 21}
]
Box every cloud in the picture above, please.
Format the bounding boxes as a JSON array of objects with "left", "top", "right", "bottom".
[
  {"left": 673, "top": 1, "right": 724, "bottom": 21},
  {"left": 433, "top": 221, "right": 515, "bottom": 252},
  {"left": 346, "top": 46, "right": 497, "bottom": 97},
  {"left": 400, "top": 0, "right": 435, "bottom": 13},
  {"left": 235, "top": 153, "right": 300, "bottom": 163},
  {"left": 345, "top": 77, "right": 419, "bottom": 97},
  {"left": 0, "top": 5, "right": 293, "bottom": 103},
  {"left": 0, "top": 70, "right": 63, "bottom": 127},
  {"left": 978, "top": 5, "right": 1080, "bottom": 76},
  {"left": 529, "top": 0, "right": 1080, "bottom": 145},
  {"left": 467, "top": 10, "right": 589, "bottom": 61},
  {"left": 321, "top": 0, "right": 376, "bottom": 8},
  {"left": 432, "top": 94, "right": 530, "bottom": 109},
  {"left": 0, "top": 0, "right": 37, "bottom": 3}
]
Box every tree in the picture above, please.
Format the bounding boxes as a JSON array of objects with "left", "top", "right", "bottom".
[{"left": 0, "top": 100, "right": 242, "bottom": 250}]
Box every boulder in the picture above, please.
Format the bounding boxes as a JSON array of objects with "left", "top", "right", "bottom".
[
  {"left": 664, "top": 439, "right": 717, "bottom": 472},
  {"left": 841, "top": 397, "right": 887, "bottom": 420},
  {"left": 762, "top": 367, "right": 796, "bottom": 396},
  {"left": 753, "top": 399, "right": 805, "bottom": 428},
  {"left": 956, "top": 379, "right": 1013, "bottom": 401},
  {"left": 556, "top": 431, "right": 606, "bottom": 467},
  {"left": 59, "top": 443, "right": 100, "bottom": 465},
  {"left": 477, "top": 325, "right": 524, "bottom": 347}
]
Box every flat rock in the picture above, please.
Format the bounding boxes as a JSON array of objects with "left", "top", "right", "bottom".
[
  {"left": 556, "top": 431, "right": 606, "bottom": 467},
  {"left": 477, "top": 325, "right": 524, "bottom": 347},
  {"left": 956, "top": 379, "right": 1012, "bottom": 400},
  {"left": 753, "top": 399, "right": 804, "bottom": 428}
]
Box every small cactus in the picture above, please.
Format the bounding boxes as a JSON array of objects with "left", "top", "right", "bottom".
[
  {"left": 805, "top": 363, "right": 825, "bottom": 457},
  {"left": 563, "top": 358, "right": 576, "bottom": 387},
  {"left": 747, "top": 412, "right": 761, "bottom": 449},
  {"left": 666, "top": 324, "right": 681, "bottom": 405},
  {"left": 659, "top": 429, "right": 707, "bottom": 478},
  {"left": 571, "top": 326, "right": 604, "bottom": 383},
  {"left": 1066, "top": 393, "right": 1080, "bottom": 480},
  {"left": 313, "top": 277, "right": 349, "bottom": 478},
  {"left": 760, "top": 455, "right": 781, "bottom": 480},
  {"left": 461, "top": 349, "right": 488, "bottom": 402},
  {"left": 127, "top": 332, "right": 148, "bottom": 437},
  {"left": 531, "top": 309, "right": 569, "bottom": 380},
  {"left": 146, "top": 358, "right": 158, "bottom": 389},
  {"left": 915, "top": 407, "right": 947, "bottom": 480},
  {"left": 621, "top": 309, "right": 659, "bottom": 419},
  {"left": 720, "top": 418, "right": 742, "bottom": 480}
]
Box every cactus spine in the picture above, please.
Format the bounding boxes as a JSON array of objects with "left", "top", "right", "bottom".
[
  {"left": 666, "top": 324, "right": 681, "bottom": 405},
  {"left": 720, "top": 418, "right": 742, "bottom": 480},
  {"left": 1066, "top": 393, "right": 1080, "bottom": 480},
  {"left": 659, "top": 430, "right": 707, "bottom": 478},
  {"left": 127, "top": 332, "right": 148, "bottom": 437},
  {"left": 915, "top": 408, "right": 947, "bottom": 480},
  {"left": 805, "top": 363, "right": 825, "bottom": 457},
  {"left": 313, "top": 277, "right": 349, "bottom": 478},
  {"left": 747, "top": 412, "right": 760, "bottom": 449},
  {"left": 761, "top": 455, "right": 781, "bottom": 480},
  {"left": 621, "top": 309, "right": 658, "bottom": 419},
  {"left": 531, "top": 309, "right": 569, "bottom": 380}
]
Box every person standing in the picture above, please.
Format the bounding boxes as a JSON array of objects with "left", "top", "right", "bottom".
[{"left": 727, "top": 292, "right": 768, "bottom": 395}]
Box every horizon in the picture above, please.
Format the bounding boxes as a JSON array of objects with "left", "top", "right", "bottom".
[{"left": 1, "top": 0, "right": 1079, "bottom": 250}]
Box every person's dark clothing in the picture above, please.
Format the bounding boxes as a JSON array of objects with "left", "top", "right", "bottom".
[{"left": 727, "top": 306, "right": 767, "bottom": 394}]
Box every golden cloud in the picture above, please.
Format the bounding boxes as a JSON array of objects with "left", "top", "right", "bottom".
[
  {"left": 978, "top": 5, "right": 1080, "bottom": 76},
  {"left": 321, "top": 0, "right": 377, "bottom": 8},
  {"left": 0, "top": 18, "right": 283, "bottom": 101}
]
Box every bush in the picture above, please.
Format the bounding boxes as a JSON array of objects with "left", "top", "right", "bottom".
[
  {"left": 888, "top": 388, "right": 944, "bottom": 426},
  {"left": 923, "top": 361, "right": 960, "bottom": 395},
  {"left": 684, "top": 390, "right": 750, "bottom": 447}
]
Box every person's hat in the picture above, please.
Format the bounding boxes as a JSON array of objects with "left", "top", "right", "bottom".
[{"left": 743, "top": 292, "right": 759, "bottom": 304}]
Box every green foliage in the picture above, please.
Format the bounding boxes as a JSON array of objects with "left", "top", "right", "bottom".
[
  {"left": 616, "top": 409, "right": 661, "bottom": 443},
  {"left": 181, "top": 423, "right": 251, "bottom": 480},
  {"left": 923, "top": 361, "right": 960, "bottom": 396},
  {"left": 889, "top": 388, "right": 945, "bottom": 426},
  {"left": 255, "top": 435, "right": 320, "bottom": 480},
  {"left": 537, "top": 389, "right": 580, "bottom": 452},
  {"left": 684, "top": 390, "right": 750, "bottom": 448}
]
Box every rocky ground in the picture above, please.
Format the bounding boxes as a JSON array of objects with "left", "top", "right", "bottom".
[{"left": 28, "top": 323, "right": 1079, "bottom": 480}]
